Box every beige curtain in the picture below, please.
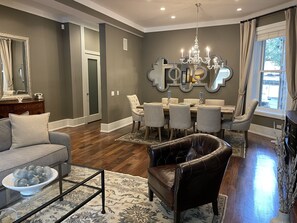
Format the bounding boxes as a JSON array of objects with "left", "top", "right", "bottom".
[
  {"left": 285, "top": 8, "right": 297, "bottom": 110},
  {"left": 234, "top": 19, "right": 256, "bottom": 116},
  {"left": 0, "top": 38, "right": 13, "bottom": 91}
]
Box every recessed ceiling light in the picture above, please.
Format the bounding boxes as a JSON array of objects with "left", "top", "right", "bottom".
[
  {"left": 160, "top": 7, "right": 165, "bottom": 11},
  {"left": 171, "top": 15, "right": 176, "bottom": 19},
  {"left": 237, "top": 8, "right": 242, "bottom": 12}
]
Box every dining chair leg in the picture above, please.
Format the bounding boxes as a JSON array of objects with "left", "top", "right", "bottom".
[
  {"left": 144, "top": 126, "right": 149, "bottom": 140},
  {"left": 131, "top": 121, "right": 136, "bottom": 133},
  {"left": 158, "top": 127, "right": 162, "bottom": 142},
  {"left": 170, "top": 128, "right": 174, "bottom": 140},
  {"left": 137, "top": 121, "right": 141, "bottom": 130},
  {"left": 244, "top": 131, "right": 248, "bottom": 148}
]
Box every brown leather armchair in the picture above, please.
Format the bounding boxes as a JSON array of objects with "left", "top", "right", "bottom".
[{"left": 147, "top": 133, "right": 232, "bottom": 223}]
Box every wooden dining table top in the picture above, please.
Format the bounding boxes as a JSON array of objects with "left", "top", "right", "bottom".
[{"left": 137, "top": 103, "right": 235, "bottom": 114}]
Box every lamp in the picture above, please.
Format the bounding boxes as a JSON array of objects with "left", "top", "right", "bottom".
[{"left": 180, "top": 3, "right": 223, "bottom": 70}]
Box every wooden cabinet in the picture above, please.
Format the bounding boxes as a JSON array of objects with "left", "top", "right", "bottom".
[
  {"left": 285, "top": 110, "right": 297, "bottom": 157},
  {"left": 0, "top": 99, "right": 45, "bottom": 118}
]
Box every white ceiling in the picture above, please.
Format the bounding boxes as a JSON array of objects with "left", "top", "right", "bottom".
[{"left": 0, "top": 0, "right": 296, "bottom": 32}]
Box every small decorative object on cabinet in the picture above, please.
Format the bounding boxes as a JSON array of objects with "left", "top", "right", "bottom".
[{"left": 0, "top": 99, "right": 45, "bottom": 118}]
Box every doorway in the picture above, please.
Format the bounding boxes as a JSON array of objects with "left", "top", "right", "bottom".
[{"left": 83, "top": 53, "right": 102, "bottom": 123}]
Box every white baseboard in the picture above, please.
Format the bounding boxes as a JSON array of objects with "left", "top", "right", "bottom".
[
  {"left": 49, "top": 117, "right": 86, "bottom": 131},
  {"left": 249, "top": 123, "right": 282, "bottom": 139},
  {"left": 101, "top": 116, "right": 132, "bottom": 133}
]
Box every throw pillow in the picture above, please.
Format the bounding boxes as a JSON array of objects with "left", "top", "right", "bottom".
[{"left": 9, "top": 113, "right": 50, "bottom": 149}]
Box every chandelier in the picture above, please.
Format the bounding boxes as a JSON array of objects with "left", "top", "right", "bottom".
[{"left": 179, "top": 3, "right": 223, "bottom": 70}]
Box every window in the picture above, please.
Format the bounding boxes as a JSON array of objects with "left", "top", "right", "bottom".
[
  {"left": 258, "top": 37, "right": 287, "bottom": 110},
  {"left": 246, "top": 21, "right": 290, "bottom": 119}
]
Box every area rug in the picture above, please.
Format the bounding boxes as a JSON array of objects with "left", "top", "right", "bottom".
[
  {"left": 2, "top": 166, "right": 227, "bottom": 223},
  {"left": 116, "top": 128, "right": 246, "bottom": 158}
]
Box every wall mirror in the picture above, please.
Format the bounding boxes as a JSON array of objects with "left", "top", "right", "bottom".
[
  {"left": 148, "top": 57, "right": 232, "bottom": 93},
  {"left": 0, "top": 33, "right": 31, "bottom": 100}
]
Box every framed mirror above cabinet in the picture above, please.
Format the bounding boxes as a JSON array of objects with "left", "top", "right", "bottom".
[
  {"left": 0, "top": 33, "right": 31, "bottom": 100},
  {"left": 148, "top": 57, "right": 233, "bottom": 93}
]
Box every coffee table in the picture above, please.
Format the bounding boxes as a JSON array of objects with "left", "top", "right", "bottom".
[{"left": 0, "top": 164, "right": 105, "bottom": 222}]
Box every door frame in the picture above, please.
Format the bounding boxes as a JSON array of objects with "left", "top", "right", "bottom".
[{"left": 82, "top": 51, "right": 102, "bottom": 123}]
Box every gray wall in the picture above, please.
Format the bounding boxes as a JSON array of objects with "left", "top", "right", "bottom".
[
  {"left": 99, "top": 24, "right": 143, "bottom": 123},
  {"left": 142, "top": 24, "right": 240, "bottom": 106},
  {"left": 85, "top": 28, "right": 99, "bottom": 52},
  {"left": 0, "top": 5, "right": 67, "bottom": 121}
]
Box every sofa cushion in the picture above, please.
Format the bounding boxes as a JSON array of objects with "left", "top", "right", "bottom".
[
  {"left": 0, "top": 144, "right": 69, "bottom": 186},
  {"left": 9, "top": 113, "right": 50, "bottom": 149},
  {"left": 0, "top": 118, "right": 12, "bottom": 152}
]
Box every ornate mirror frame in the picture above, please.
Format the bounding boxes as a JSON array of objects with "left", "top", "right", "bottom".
[
  {"left": 0, "top": 33, "right": 31, "bottom": 101},
  {"left": 148, "top": 57, "right": 233, "bottom": 93}
]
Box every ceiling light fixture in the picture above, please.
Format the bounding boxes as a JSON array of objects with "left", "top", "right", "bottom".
[
  {"left": 237, "top": 8, "right": 242, "bottom": 12},
  {"left": 180, "top": 3, "right": 223, "bottom": 70},
  {"left": 160, "top": 7, "right": 165, "bottom": 11},
  {"left": 171, "top": 15, "right": 176, "bottom": 19}
]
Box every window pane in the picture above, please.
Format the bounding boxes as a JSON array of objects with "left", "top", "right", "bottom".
[
  {"left": 259, "top": 72, "right": 287, "bottom": 110},
  {"left": 263, "top": 37, "right": 284, "bottom": 71}
]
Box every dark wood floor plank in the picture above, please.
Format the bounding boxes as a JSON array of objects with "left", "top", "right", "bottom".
[{"left": 57, "top": 121, "right": 281, "bottom": 223}]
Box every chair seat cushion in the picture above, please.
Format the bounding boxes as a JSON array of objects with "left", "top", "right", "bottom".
[{"left": 148, "top": 164, "right": 176, "bottom": 208}]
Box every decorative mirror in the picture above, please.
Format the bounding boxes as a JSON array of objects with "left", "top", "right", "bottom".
[
  {"left": 148, "top": 57, "right": 232, "bottom": 93},
  {"left": 0, "top": 33, "right": 31, "bottom": 100}
]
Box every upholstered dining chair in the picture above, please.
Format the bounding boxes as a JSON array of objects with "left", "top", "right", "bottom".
[
  {"left": 205, "top": 99, "right": 225, "bottom": 106},
  {"left": 162, "top": 97, "right": 179, "bottom": 105},
  {"left": 147, "top": 134, "right": 232, "bottom": 223},
  {"left": 183, "top": 98, "right": 199, "bottom": 105},
  {"left": 127, "top": 95, "right": 144, "bottom": 133},
  {"left": 169, "top": 104, "right": 194, "bottom": 140},
  {"left": 196, "top": 105, "right": 221, "bottom": 136},
  {"left": 222, "top": 99, "right": 258, "bottom": 148},
  {"left": 143, "top": 103, "right": 166, "bottom": 142}
]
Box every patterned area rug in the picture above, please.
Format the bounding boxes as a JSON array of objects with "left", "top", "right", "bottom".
[
  {"left": 1, "top": 166, "right": 227, "bottom": 223},
  {"left": 116, "top": 128, "right": 246, "bottom": 158}
]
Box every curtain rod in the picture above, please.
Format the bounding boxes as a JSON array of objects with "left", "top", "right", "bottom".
[{"left": 240, "top": 5, "right": 296, "bottom": 23}]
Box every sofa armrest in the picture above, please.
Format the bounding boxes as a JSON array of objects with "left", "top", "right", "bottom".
[{"left": 49, "top": 131, "right": 71, "bottom": 163}]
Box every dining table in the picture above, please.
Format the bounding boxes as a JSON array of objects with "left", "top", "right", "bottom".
[{"left": 137, "top": 103, "right": 235, "bottom": 117}]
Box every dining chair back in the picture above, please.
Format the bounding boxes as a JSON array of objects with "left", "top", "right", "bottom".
[
  {"left": 205, "top": 99, "right": 225, "bottom": 106},
  {"left": 127, "top": 94, "right": 144, "bottom": 132},
  {"left": 144, "top": 103, "right": 166, "bottom": 142},
  {"left": 222, "top": 99, "right": 258, "bottom": 147},
  {"left": 183, "top": 98, "right": 199, "bottom": 105},
  {"left": 197, "top": 105, "right": 221, "bottom": 134},
  {"left": 162, "top": 97, "right": 179, "bottom": 105},
  {"left": 169, "top": 104, "right": 193, "bottom": 140}
]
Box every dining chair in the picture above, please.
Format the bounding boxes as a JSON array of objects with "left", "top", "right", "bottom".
[
  {"left": 169, "top": 104, "right": 194, "bottom": 140},
  {"left": 205, "top": 99, "right": 225, "bottom": 106},
  {"left": 196, "top": 105, "right": 221, "bottom": 136},
  {"left": 183, "top": 98, "right": 199, "bottom": 106},
  {"left": 127, "top": 95, "right": 144, "bottom": 133},
  {"left": 162, "top": 97, "right": 179, "bottom": 105},
  {"left": 143, "top": 103, "right": 166, "bottom": 142},
  {"left": 222, "top": 99, "right": 258, "bottom": 148}
]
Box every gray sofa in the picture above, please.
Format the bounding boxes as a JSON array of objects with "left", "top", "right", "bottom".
[{"left": 0, "top": 117, "right": 71, "bottom": 207}]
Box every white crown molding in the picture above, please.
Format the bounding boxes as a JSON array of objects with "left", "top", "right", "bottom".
[
  {"left": 74, "top": 0, "right": 144, "bottom": 32},
  {"left": 144, "top": 18, "right": 240, "bottom": 33}
]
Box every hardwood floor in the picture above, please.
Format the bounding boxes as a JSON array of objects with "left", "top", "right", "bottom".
[{"left": 57, "top": 121, "right": 280, "bottom": 223}]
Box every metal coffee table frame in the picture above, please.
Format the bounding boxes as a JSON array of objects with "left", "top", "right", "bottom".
[{"left": 3, "top": 163, "right": 105, "bottom": 223}]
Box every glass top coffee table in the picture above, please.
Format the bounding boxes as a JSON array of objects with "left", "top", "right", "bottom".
[{"left": 0, "top": 164, "right": 105, "bottom": 222}]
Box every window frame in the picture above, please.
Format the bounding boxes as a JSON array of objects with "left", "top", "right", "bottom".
[{"left": 246, "top": 21, "right": 291, "bottom": 120}]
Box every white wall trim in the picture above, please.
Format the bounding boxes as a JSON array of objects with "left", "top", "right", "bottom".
[
  {"left": 100, "top": 117, "right": 132, "bottom": 133},
  {"left": 49, "top": 117, "right": 86, "bottom": 131},
  {"left": 249, "top": 123, "right": 283, "bottom": 140}
]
